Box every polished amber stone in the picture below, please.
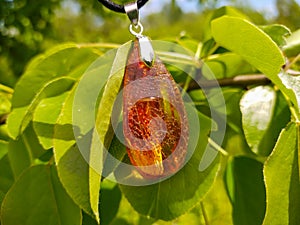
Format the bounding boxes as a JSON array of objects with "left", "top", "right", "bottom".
[{"left": 123, "top": 39, "right": 189, "bottom": 178}]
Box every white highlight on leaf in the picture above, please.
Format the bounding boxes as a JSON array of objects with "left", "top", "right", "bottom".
[
  {"left": 279, "top": 71, "right": 300, "bottom": 108},
  {"left": 240, "top": 86, "right": 276, "bottom": 153}
]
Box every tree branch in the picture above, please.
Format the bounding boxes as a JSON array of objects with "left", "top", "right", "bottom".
[{"left": 187, "top": 74, "right": 270, "bottom": 91}]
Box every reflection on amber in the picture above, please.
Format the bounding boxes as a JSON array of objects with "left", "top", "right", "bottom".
[{"left": 123, "top": 39, "right": 189, "bottom": 178}]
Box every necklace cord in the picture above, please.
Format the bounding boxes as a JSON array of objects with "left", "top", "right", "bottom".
[{"left": 97, "top": 0, "right": 149, "bottom": 13}]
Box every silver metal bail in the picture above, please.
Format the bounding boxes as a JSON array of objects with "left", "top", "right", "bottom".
[
  {"left": 124, "top": 2, "right": 139, "bottom": 26},
  {"left": 138, "top": 36, "right": 155, "bottom": 67},
  {"left": 125, "top": 1, "right": 154, "bottom": 67}
]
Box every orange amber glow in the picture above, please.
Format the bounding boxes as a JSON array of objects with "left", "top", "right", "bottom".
[{"left": 123, "top": 39, "right": 189, "bottom": 178}]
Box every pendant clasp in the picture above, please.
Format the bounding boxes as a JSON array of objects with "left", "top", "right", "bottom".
[
  {"left": 124, "top": 2, "right": 139, "bottom": 26},
  {"left": 125, "top": 1, "right": 154, "bottom": 67},
  {"left": 125, "top": 1, "right": 144, "bottom": 38}
]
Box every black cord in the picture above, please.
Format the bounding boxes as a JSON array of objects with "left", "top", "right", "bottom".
[{"left": 98, "top": 0, "right": 149, "bottom": 13}]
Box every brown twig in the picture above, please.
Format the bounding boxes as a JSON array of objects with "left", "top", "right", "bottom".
[{"left": 187, "top": 74, "right": 270, "bottom": 91}]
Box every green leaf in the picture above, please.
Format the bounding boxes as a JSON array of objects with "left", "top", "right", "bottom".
[
  {"left": 82, "top": 212, "right": 98, "bottom": 225},
  {"left": 203, "top": 52, "right": 256, "bottom": 79},
  {"left": 56, "top": 144, "right": 93, "bottom": 215},
  {"left": 239, "top": 86, "right": 291, "bottom": 156},
  {"left": 0, "top": 165, "right": 81, "bottom": 225},
  {"left": 0, "top": 155, "right": 14, "bottom": 207},
  {"left": 258, "top": 91, "right": 291, "bottom": 156},
  {"left": 225, "top": 157, "right": 266, "bottom": 225},
  {"left": 118, "top": 111, "right": 220, "bottom": 221},
  {"left": 53, "top": 42, "right": 130, "bottom": 222},
  {"left": 0, "top": 125, "right": 10, "bottom": 142},
  {"left": 200, "top": 38, "right": 217, "bottom": 58},
  {"left": 211, "top": 16, "right": 300, "bottom": 115},
  {"left": 100, "top": 180, "right": 122, "bottom": 225},
  {"left": 53, "top": 87, "right": 94, "bottom": 215},
  {"left": 283, "top": 28, "right": 300, "bottom": 57},
  {"left": 176, "top": 36, "right": 201, "bottom": 55},
  {"left": 223, "top": 126, "right": 252, "bottom": 157},
  {"left": 203, "top": 6, "right": 249, "bottom": 41},
  {"left": 52, "top": 83, "right": 100, "bottom": 219},
  {"left": 111, "top": 218, "right": 131, "bottom": 225},
  {"left": 240, "top": 86, "right": 276, "bottom": 155},
  {"left": 263, "top": 122, "right": 300, "bottom": 225},
  {"left": 8, "top": 76, "right": 74, "bottom": 140},
  {"left": 222, "top": 88, "right": 244, "bottom": 133},
  {"left": 211, "top": 16, "right": 285, "bottom": 77},
  {"left": 219, "top": 88, "right": 253, "bottom": 156},
  {"left": 53, "top": 88, "right": 76, "bottom": 161},
  {"left": 260, "top": 24, "right": 291, "bottom": 47},
  {"left": 33, "top": 92, "right": 70, "bottom": 149},
  {"left": 0, "top": 142, "right": 14, "bottom": 207},
  {"left": 210, "top": 6, "right": 249, "bottom": 21},
  {"left": 88, "top": 41, "right": 130, "bottom": 222},
  {"left": 103, "top": 128, "right": 127, "bottom": 177},
  {"left": 0, "top": 140, "right": 8, "bottom": 160},
  {"left": 8, "top": 124, "right": 45, "bottom": 178},
  {"left": 7, "top": 43, "right": 101, "bottom": 139},
  {"left": 278, "top": 70, "right": 300, "bottom": 114},
  {"left": 201, "top": 167, "right": 233, "bottom": 224},
  {"left": 8, "top": 137, "right": 31, "bottom": 178},
  {"left": 0, "top": 92, "right": 11, "bottom": 117}
]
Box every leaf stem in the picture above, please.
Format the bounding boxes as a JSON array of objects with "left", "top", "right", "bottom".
[
  {"left": 157, "top": 51, "right": 201, "bottom": 67},
  {"left": 290, "top": 104, "right": 300, "bottom": 123},
  {"left": 0, "top": 83, "right": 14, "bottom": 94},
  {"left": 200, "top": 201, "right": 210, "bottom": 225},
  {"left": 21, "top": 132, "right": 34, "bottom": 162},
  {"left": 181, "top": 43, "right": 202, "bottom": 93},
  {"left": 208, "top": 137, "right": 228, "bottom": 156},
  {"left": 77, "top": 43, "right": 120, "bottom": 49},
  {"left": 204, "top": 43, "right": 220, "bottom": 59},
  {"left": 182, "top": 75, "right": 192, "bottom": 94},
  {"left": 284, "top": 53, "right": 300, "bottom": 71},
  {"left": 280, "top": 90, "right": 300, "bottom": 122},
  {"left": 195, "top": 42, "right": 202, "bottom": 60}
]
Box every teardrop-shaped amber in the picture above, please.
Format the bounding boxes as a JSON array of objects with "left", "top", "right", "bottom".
[{"left": 123, "top": 39, "right": 189, "bottom": 178}]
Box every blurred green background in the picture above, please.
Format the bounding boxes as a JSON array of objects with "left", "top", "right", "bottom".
[{"left": 1, "top": 0, "right": 300, "bottom": 88}]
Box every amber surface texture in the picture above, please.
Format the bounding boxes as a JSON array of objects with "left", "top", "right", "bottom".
[{"left": 123, "top": 38, "right": 189, "bottom": 178}]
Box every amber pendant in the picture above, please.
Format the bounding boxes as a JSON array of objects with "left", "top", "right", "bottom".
[{"left": 123, "top": 37, "right": 189, "bottom": 178}]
